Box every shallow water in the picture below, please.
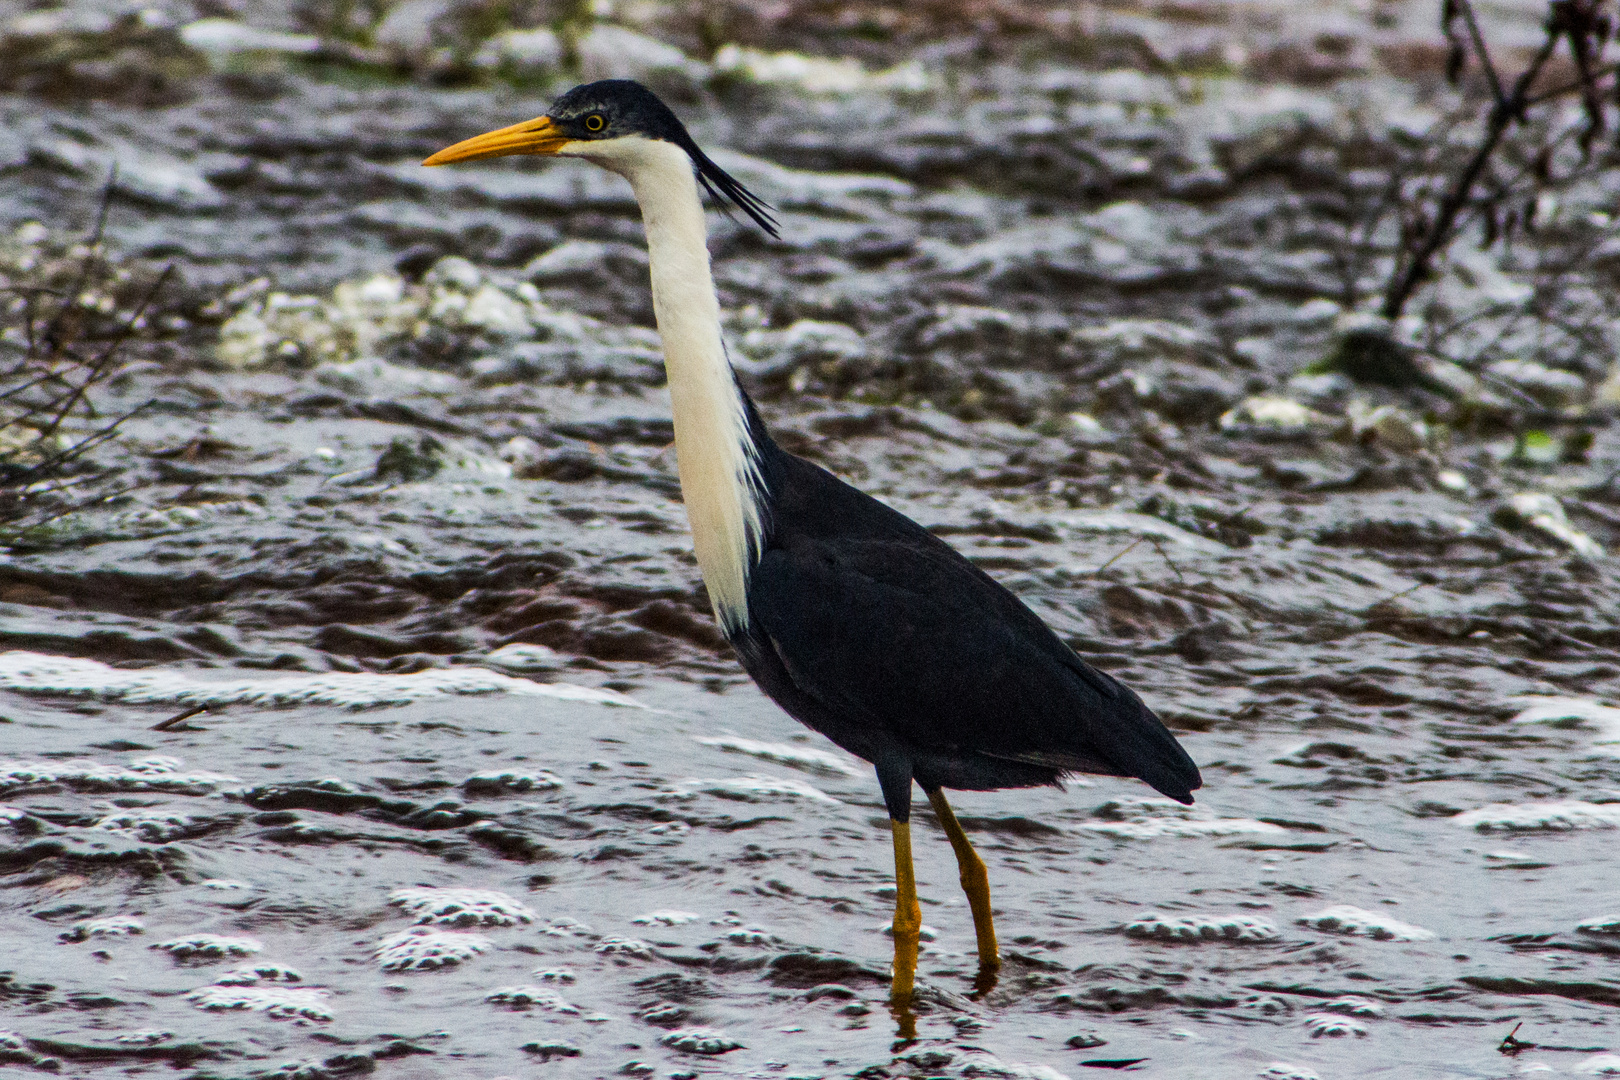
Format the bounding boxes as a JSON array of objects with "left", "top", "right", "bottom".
[{"left": 2, "top": 648, "right": 1618, "bottom": 1079}]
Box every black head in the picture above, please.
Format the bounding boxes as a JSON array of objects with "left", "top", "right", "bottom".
[{"left": 549, "top": 80, "right": 779, "bottom": 237}]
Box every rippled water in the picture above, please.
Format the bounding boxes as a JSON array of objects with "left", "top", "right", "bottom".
[{"left": 2, "top": 655, "right": 1617, "bottom": 1078}]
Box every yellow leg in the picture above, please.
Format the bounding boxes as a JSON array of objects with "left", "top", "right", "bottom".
[
  {"left": 889, "top": 818, "right": 921, "bottom": 1011},
  {"left": 927, "top": 788, "right": 1000, "bottom": 985}
]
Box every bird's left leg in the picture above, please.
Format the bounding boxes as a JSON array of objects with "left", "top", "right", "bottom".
[{"left": 926, "top": 787, "right": 999, "bottom": 986}]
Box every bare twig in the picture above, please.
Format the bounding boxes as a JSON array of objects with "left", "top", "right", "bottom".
[
  {"left": 1146, "top": 536, "right": 1188, "bottom": 586},
  {"left": 1381, "top": 0, "right": 1618, "bottom": 320},
  {"left": 44, "top": 165, "right": 118, "bottom": 354},
  {"left": 153, "top": 704, "right": 208, "bottom": 731},
  {"left": 1090, "top": 536, "right": 1145, "bottom": 575}
]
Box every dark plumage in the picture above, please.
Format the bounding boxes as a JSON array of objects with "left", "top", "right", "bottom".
[{"left": 728, "top": 392, "right": 1202, "bottom": 822}]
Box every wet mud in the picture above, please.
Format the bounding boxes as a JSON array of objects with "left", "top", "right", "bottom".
[{"left": 2, "top": 0, "right": 1620, "bottom": 1076}]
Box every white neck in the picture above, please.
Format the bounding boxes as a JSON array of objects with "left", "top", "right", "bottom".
[{"left": 568, "top": 136, "right": 764, "bottom": 633}]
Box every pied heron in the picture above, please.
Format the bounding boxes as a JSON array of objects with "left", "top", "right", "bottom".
[{"left": 425, "top": 79, "right": 1202, "bottom": 1010}]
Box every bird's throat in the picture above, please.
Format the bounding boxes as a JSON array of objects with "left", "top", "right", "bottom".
[{"left": 619, "top": 138, "right": 764, "bottom": 633}]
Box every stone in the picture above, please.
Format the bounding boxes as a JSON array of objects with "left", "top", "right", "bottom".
[
  {"left": 373, "top": 0, "right": 448, "bottom": 57},
  {"left": 1218, "top": 396, "right": 1332, "bottom": 437},
  {"left": 712, "top": 45, "right": 929, "bottom": 94},
  {"left": 576, "top": 25, "right": 707, "bottom": 87},
  {"left": 1500, "top": 492, "right": 1605, "bottom": 558},
  {"left": 474, "top": 27, "right": 561, "bottom": 74},
  {"left": 1486, "top": 358, "right": 1588, "bottom": 408},
  {"left": 179, "top": 19, "right": 321, "bottom": 63},
  {"left": 1346, "top": 401, "right": 1428, "bottom": 453}
]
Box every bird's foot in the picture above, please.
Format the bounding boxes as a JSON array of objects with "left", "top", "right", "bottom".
[{"left": 888, "top": 922, "right": 920, "bottom": 1006}]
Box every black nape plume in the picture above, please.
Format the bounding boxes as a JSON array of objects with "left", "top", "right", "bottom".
[{"left": 680, "top": 140, "right": 780, "bottom": 238}]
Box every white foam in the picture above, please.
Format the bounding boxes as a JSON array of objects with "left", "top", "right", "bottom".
[
  {"left": 64, "top": 916, "right": 144, "bottom": 939},
  {"left": 112, "top": 1032, "right": 172, "bottom": 1046},
  {"left": 461, "top": 770, "right": 562, "bottom": 795},
  {"left": 670, "top": 774, "right": 838, "bottom": 803},
  {"left": 153, "top": 935, "right": 263, "bottom": 959},
  {"left": 215, "top": 963, "right": 302, "bottom": 985},
  {"left": 1512, "top": 696, "right": 1620, "bottom": 756},
  {"left": 0, "top": 755, "right": 239, "bottom": 795},
  {"left": 531, "top": 967, "right": 577, "bottom": 983},
  {"left": 1124, "top": 912, "right": 1279, "bottom": 943},
  {"left": 374, "top": 927, "right": 492, "bottom": 971},
  {"left": 0, "top": 650, "right": 644, "bottom": 709},
  {"left": 186, "top": 984, "right": 331, "bottom": 1022},
  {"left": 1317, "top": 995, "right": 1384, "bottom": 1017},
  {"left": 485, "top": 985, "right": 579, "bottom": 1013},
  {"left": 94, "top": 809, "right": 199, "bottom": 842},
  {"left": 1304, "top": 1013, "right": 1368, "bottom": 1037},
  {"left": 1578, "top": 914, "right": 1620, "bottom": 935},
  {"left": 595, "top": 936, "right": 655, "bottom": 958},
  {"left": 632, "top": 910, "right": 700, "bottom": 926},
  {"left": 1297, "top": 905, "right": 1435, "bottom": 941},
  {"left": 539, "top": 917, "right": 594, "bottom": 938},
  {"left": 694, "top": 736, "right": 863, "bottom": 777},
  {"left": 1576, "top": 1054, "right": 1620, "bottom": 1074},
  {"left": 1261, "top": 1065, "right": 1321, "bottom": 1080},
  {"left": 1454, "top": 800, "right": 1620, "bottom": 832},
  {"left": 1077, "top": 799, "right": 1286, "bottom": 839},
  {"left": 660, "top": 1027, "right": 744, "bottom": 1054},
  {"left": 946, "top": 1053, "right": 1071, "bottom": 1080},
  {"left": 389, "top": 887, "right": 536, "bottom": 926}
]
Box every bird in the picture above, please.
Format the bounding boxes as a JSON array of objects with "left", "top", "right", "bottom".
[{"left": 424, "top": 79, "right": 1202, "bottom": 1011}]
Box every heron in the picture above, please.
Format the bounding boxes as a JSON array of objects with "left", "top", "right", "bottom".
[{"left": 425, "top": 79, "right": 1201, "bottom": 1011}]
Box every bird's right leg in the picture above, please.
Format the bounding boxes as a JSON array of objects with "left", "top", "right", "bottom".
[
  {"left": 889, "top": 817, "right": 921, "bottom": 1005},
  {"left": 875, "top": 757, "right": 920, "bottom": 1016}
]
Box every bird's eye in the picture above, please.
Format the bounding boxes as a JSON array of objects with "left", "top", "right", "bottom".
[{"left": 585, "top": 114, "right": 605, "bottom": 132}]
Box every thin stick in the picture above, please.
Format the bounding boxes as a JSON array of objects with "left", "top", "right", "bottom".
[
  {"left": 1456, "top": 0, "right": 1507, "bottom": 107},
  {"left": 1361, "top": 580, "right": 1433, "bottom": 613},
  {"left": 1382, "top": 31, "right": 1562, "bottom": 317},
  {"left": 1146, "top": 536, "right": 1188, "bottom": 586},
  {"left": 1090, "top": 536, "right": 1144, "bottom": 575},
  {"left": 35, "top": 265, "right": 171, "bottom": 444},
  {"left": 45, "top": 165, "right": 118, "bottom": 353},
  {"left": 1525, "top": 60, "right": 1620, "bottom": 106},
  {"left": 153, "top": 704, "right": 207, "bottom": 731}
]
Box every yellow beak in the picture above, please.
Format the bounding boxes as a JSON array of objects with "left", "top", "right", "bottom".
[{"left": 423, "top": 116, "right": 569, "bottom": 166}]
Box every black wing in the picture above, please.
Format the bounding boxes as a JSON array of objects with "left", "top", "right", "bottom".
[{"left": 746, "top": 475, "right": 1201, "bottom": 804}]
